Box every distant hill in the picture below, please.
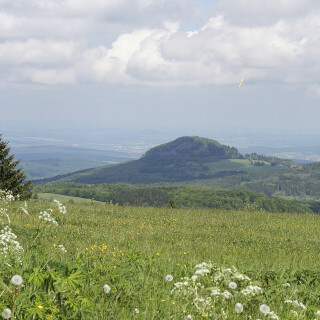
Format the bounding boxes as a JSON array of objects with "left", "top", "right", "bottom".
[{"left": 35, "top": 136, "right": 293, "bottom": 185}]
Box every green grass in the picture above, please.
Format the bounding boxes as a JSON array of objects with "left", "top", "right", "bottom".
[
  {"left": 37, "top": 193, "right": 103, "bottom": 204},
  {"left": 2, "top": 199, "right": 320, "bottom": 319}
]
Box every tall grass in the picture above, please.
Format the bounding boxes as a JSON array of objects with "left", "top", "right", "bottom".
[{"left": 1, "top": 198, "right": 320, "bottom": 319}]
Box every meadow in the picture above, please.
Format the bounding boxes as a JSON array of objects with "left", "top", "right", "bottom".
[{"left": 1, "top": 195, "right": 320, "bottom": 319}]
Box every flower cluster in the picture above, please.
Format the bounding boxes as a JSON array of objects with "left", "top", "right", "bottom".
[
  {"left": 284, "top": 299, "right": 306, "bottom": 310},
  {"left": 57, "top": 244, "right": 67, "bottom": 253},
  {"left": 39, "top": 210, "right": 58, "bottom": 226},
  {"left": 0, "top": 226, "right": 24, "bottom": 260},
  {"left": 54, "top": 199, "right": 66, "bottom": 215},
  {"left": 0, "top": 207, "right": 10, "bottom": 226},
  {"left": 171, "top": 262, "right": 282, "bottom": 319}
]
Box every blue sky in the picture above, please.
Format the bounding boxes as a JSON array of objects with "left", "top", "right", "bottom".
[{"left": 0, "top": 0, "right": 320, "bottom": 141}]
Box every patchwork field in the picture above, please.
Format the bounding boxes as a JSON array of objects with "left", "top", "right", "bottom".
[{"left": 2, "top": 198, "right": 320, "bottom": 319}]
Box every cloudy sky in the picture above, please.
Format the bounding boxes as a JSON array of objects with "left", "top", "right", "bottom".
[{"left": 1, "top": 0, "right": 320, "bottom": 138}]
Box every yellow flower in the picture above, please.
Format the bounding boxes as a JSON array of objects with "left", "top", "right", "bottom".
[
  {"left": 38, "top": 305, "right": 43, "bottom": 310},
  {"left": 156, "top": 252, "right": 160, "bottom": 256}
]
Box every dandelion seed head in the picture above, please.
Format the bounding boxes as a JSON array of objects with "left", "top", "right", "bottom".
[
  {"left": 11, "top": 274, "right": 23, "bottom": 286},
  {"left": 2, "top": 308, "right": 11, "bottom": 319},
  {"left": 260, "top": 304, "right": 270, "bottom": 314},
  {"left": 103, "top": 284, "right": 111, "bottom": 294},
  {"left": 235, "top": 303, "right": 243, "bottom": 313},
  {"left": 228, "top": 281, "right": 237, "bottom": 289},
  {"left": 165, "top": 274, "right": 173, "bottom": 282}
]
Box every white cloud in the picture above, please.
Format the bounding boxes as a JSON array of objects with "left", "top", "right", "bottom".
[
  {"left": 0, "top": 0, "right": 319, "bottom": 91},
  {"left": 0, "top": 39, "right": 81, "bottom": 65}
]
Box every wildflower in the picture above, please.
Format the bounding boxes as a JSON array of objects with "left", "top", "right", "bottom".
[
  {"left": 11, "top": 274, "right": 23, "bottom": 286},
  {"left": 53, "top": 200, "right": 66, "bottom": 214},
  {"left": 0, "top": 226, "right": 23, "bottom": 260},
  {"left": 165, "top": 275, "right": 173, "bottom": 282},
  {"left": 235, "top": 303, "right": 243, "bottom": 313},
  {"left": 2, "top": 308, "right": 11, "bottom": 319},
  {"left": 211, "top": 288, "right": 220, "bottom": 297},
  {"left": 241, "top": 285, "right": 263, "bottom": 296},
  {"left": 315, "top": 310, "right": 320, "bottom": 316},
  {"left": 187, "top": 315, "right": 192, "bottom": 319},
  {"left": 221, "top": 290, "right": 232, "bottom": 299},
  {"left": 134, "top": 307, "right": 139, "bottom": 314},
  {"left": 290, "top": 310, "right": 298, "bottom": 317},
  {"left": 260, "top": 304, "right": 270, "bottom": 315},
  {"left": 284, "top": 300, "right": 306, "bottom": 310},
  {"left": 103, "top": 284, "right": 111, "bottom": 294},
  {"left": 228, "top": 281, "right": 237, "bottom": 289},
  {"left": 38, "top": 305, "right": 43, "bottom": 310},
  {"left": 39, "top": 210, "right": 58, "bottom": 226},
  {"left": 282, "top": 283, "right": 290, "bottom": 287},
  {"left": 57, "top": 244, "right": 67, "bottom": 253},
  {"left": 195, "top": 268, "right": 210, "bottom": 276}
]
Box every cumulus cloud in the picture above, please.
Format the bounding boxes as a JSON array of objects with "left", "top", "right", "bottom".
[{"left": 0, "top": 0, "right": 319, "bottom": 90}]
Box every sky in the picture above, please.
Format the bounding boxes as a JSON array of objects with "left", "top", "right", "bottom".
[{"left": 1, "top": 0, "right": 320, "bottom": 142}]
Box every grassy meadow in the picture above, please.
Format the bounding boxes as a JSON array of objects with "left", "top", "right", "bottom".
[{"left": 2, "top": 198, "right": 320, "bottom": 319}]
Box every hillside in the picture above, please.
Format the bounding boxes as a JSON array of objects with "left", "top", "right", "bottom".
[
  {"left": 33, "top": 183, "right": 313, "bottom": 213},
  {"left": 35, "top": 136, "right": 293, "bottom": 185}
]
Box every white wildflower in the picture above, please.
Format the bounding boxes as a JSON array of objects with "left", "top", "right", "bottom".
[
  {"left": 285, "top": 300, "right": 306, "bottom": 310},
  {"left": 54, "top": 199, "right": 66, "bottom": 214},
  {"left": 315, "top": 310, "right": 320, "bottom": 316},
  {"left": 134, "top": 307, "right": 139, "bottom": 314},
  {"left": 221, "top": 290, "right": 232, "bottom": 299},
  {"left": 241, "top": 285, "right": 263, "bottom": 296},
  {"left": 211, "top": 288, "right": 220, "bottom": 297},
  {"left": 191, "top": 275, "right": 198, "bottom": 281},
  {"left": 290, "top": 310, "right": 298, "bottom": 317},
  {"left": 57, "top": 244, "right": 67, "bottom": 253},
  {"left": 268, "top": 311, "right": 279, "bottom": 320},
  {"left": 0, "top": 227, "right": 24, "bottom": 260},
  {"left": 235, "top": 303, "right": 243, "bottom": 313},
  {"left": 2, "top": 308, "right": 11, "bottom": 319},
  {"left": 195, "top": 268, "right": 210, "bottom": 276},
  {"left": 103, "top": 284, "right": 111, "bottom": 294},
  {"left": 259, "top": 304, "right": 270, "bottom": 315},
  {"left": 187, "top": 315, "right": 192, "bottom": 319},
  {"left": 282, "top": 282, "right": 290, "bottom": 287},
  {"left": 165, "top": 274, "right": 173, "bottom": 282},
  {"left": 228, "top": 281, "right": 237, "bottom": 289},
  {"left": 39, "top": 210, "right": 58, "bottom": 226},
  {"left": 11, "top": 274, "right": 23, "bottom": 286}
]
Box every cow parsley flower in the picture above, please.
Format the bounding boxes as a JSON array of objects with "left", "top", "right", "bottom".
[
  {"left": 54, "top": 200, "right": 66, "bottom": 214},
  {"left": 11, "top": 274, "right": 23, "bottom": 286},
  {"left": 39, "top": 210, "right": 58, "bottom": 226}
]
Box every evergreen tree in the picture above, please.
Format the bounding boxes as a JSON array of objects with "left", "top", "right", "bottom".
[{"left": 0, "top": 134, "right": 32, "bottom": 199}]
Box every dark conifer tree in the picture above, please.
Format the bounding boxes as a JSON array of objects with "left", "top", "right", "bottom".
[{"left": 0, "top": 134, "right": 32, "bottom": 199}]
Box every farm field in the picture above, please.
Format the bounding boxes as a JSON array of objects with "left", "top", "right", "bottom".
[{"left": 2, "top": 199, "right": 320, "bottom": 319}]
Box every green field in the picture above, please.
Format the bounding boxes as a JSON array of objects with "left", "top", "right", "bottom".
[{"left": 2, "top": 198, "right": 320, "bottom": 319}]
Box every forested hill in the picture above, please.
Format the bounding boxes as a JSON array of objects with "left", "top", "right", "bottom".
[
  {"left": 35, "top": 136, "right": 293, "bottom": 185},
  {"left": 33, "top": 183, "right": 313, "bottom": 213}
]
